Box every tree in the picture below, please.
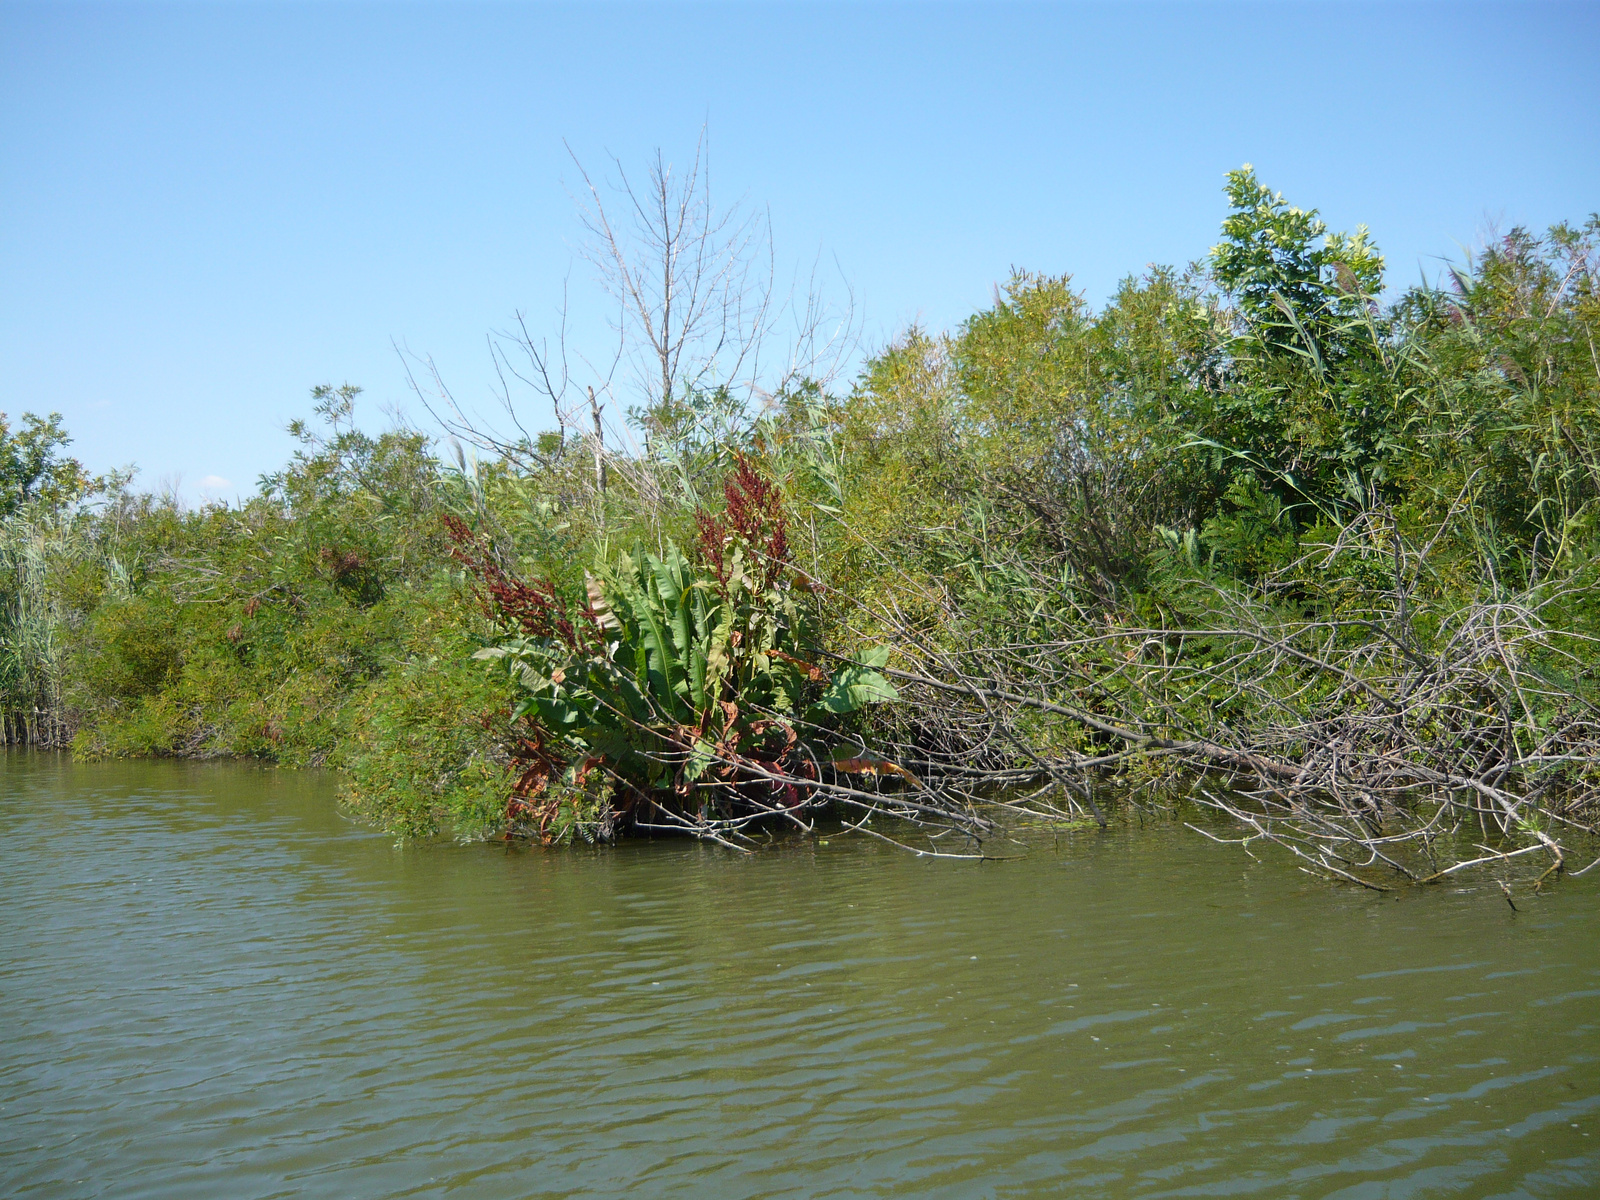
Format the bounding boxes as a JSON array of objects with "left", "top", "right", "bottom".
[
  {"left": 1210, "top": 165, "right": 1385, "bottom": 367},
  {"left": 1195, "top": 167, "right": 1408, "bottom": 532},
  {"left": 406, "top": 130, "right": 858, "bottom": 487},
  {"left": 0, "top": 412, "right": 94, "bottom": 516}
]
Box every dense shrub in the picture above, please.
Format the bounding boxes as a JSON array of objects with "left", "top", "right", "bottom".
[{"left": 3, "top": 172, "right": 1594, "bottom": 860}]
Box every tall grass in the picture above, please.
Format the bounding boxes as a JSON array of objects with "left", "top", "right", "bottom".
[{"left": 0, "top": 509, "right": 89, "bottom": 745}]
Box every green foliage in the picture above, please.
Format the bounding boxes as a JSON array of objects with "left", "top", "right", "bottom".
[
  {"left": 5, "top": 171, "right": 1597, "bottom": 849},
  {"left": 0, "top": 412, "right": 126, "bottom": 742},
  {"left": 1197, "top": 473, "right": 1299, "bottom": 578},
  {"left": 0, "top": 412, "right": 96, "bottom": 517},
  {"left": 1191, "top": 166, "right": 1411, "bottom": 531},
  {"left": 460, "top": 457, "right": 897, "bottom": 839},
  {"left": 0, "top": 509, "right": 91, "bottom": 742},
  {"left": 1211, "top": 166, "right": 1385, "bottom": 359},
  {"left": 341, "top": 581, "right": 515, "bottom": 840},
  {"left": 1393, "top": 216, "right": 1600, "bottom": 581},
  {"left": 63, "top": 388, "right": 450, "bottom": 764}
]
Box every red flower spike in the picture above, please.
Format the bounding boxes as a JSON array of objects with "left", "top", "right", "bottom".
[{"left": 693, "top": 453, "right": 791, "bottom": 595}]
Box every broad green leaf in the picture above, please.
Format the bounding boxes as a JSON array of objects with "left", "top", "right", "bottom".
[
  {"left": 857, "top": 644, "right": 891, "bottom": 669},
  {"left": 684, "top": 737, "right": 716, "bottom": 783},
  {"left": 809, "top": 665, "right": 899, "bottom": 717}
]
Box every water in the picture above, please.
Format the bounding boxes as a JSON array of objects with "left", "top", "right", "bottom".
[{"left": 1, "top": 752, "right": 1596, "bottom": 1198}]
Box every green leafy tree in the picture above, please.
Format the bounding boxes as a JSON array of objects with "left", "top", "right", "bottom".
[
  {"left": 0, "top": 412, "right": 94, "bottom": 516},
  {"left": 1210, "top": 166, "right": 1385, "bottom": 365},
  {"left": 1187, "top": 168, "right": 1414, "bottom": 572}
]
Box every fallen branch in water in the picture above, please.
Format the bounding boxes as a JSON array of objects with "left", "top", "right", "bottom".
[{"left": 819, "top": 504, "right": 1598, "bottom": 887}]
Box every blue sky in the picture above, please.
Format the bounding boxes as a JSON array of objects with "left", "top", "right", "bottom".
[{"left": 3, "top": 1, "right": 1596, "bottom": 501}]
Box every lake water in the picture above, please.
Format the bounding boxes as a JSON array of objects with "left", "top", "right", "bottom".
[{"left": 2, "top": 751, "right": 1597, "bottom": 1198}]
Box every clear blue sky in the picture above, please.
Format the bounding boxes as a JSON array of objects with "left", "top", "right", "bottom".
[{"left": 3, "top": 1, "right": 1596, "bottom": 501}]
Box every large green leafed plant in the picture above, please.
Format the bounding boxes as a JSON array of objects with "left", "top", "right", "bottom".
[{"left": 448, "top": 456, "right": 896, "bottom": 841}]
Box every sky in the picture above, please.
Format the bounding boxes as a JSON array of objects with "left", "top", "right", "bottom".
[{"left": 2, "top": 1, "right": 1597, "bottom": 502}]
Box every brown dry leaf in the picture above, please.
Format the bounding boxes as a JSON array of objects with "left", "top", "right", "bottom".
[{"left": 832, "top": 753, "right": 921, "bottom": 788}]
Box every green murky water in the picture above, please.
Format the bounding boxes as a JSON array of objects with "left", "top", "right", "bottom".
[{"left": 2, "top": 752, "right": 1597, "bottom": 1198}]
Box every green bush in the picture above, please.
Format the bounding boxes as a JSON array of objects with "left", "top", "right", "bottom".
[
  {"left": 2, "top": 172, "right": 1594, "bottom": 855},
  {"left": 341, "top": 581, "right": 515, "bottom": 840}
]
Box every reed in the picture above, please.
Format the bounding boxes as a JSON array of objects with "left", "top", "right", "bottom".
[{"left": 0, "top": 510, "right": 83, "bottom": 745}]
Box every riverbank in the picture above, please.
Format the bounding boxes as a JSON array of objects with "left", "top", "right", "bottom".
[{"left": 2, "top": 174, "right": 1596, "bottom": 887}]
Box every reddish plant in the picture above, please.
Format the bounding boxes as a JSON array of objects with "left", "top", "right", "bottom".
[
  {"left": 694, "top": 453, "right": 791, "bottom": 594},
  {"left": 443, "top": 515, "right": 621, "bottom": 840},
  {"left": 503, "top": 725, "right": 592, "bottom": 841},
  {"left": 318, "top": 546, "right": 367, "bottom": 580},
  {"left": 442, "top": 515, "right": 600, "bottom": 656}
]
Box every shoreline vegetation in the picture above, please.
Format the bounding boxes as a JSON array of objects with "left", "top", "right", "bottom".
[{"left": 3, "top": 166, "right": 1598, "bottom": 889}]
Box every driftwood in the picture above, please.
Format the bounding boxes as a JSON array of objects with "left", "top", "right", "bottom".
[
  {"left": 621, "top": 504, "right": 1597, "bottom": 889},
  {"left": 822, "top": 505, "right": 1598, "bottom": 888}
]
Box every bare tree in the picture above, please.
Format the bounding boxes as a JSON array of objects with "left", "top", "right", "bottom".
[
  {"left": 402, "top": 129, "right": 859, "bottom": 482},
  {"left": 570, "top": 132, "right": 772, "bottom": 421}
]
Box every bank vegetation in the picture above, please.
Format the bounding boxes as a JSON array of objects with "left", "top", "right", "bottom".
[{"left": 4, "top": 163, "right": 1597, "bottom": 890}]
